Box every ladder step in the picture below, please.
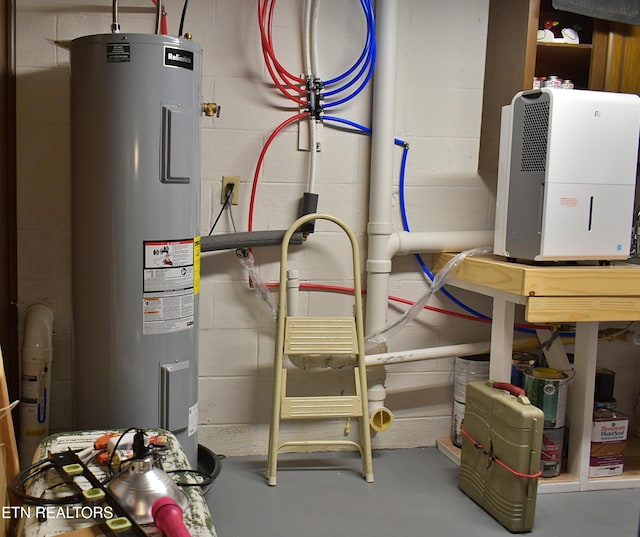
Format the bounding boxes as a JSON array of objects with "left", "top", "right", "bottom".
[
  {"left": 285, "top": 317, "right": 358, "bottom": 355},
  {"left": 281, "top": 395, "right": 363, "bottom": 419}
]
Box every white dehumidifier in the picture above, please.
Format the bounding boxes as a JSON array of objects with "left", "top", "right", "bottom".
[{"left": 494, "top": 88, "right": 640, "bottom": 262}]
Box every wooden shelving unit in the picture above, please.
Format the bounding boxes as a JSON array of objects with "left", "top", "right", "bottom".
[
  {"left": 467, "top": 0, "right": 640, "bottom": 495},
  {"left": 478, "top": 0, "right": 609, "bottom": 178},
  {"left": 432, "top": 254, "right": 640, "bottom": 492}
]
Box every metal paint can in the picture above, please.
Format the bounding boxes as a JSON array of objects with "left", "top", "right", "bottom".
[
  {"left": 510, "top": 351, "right": 537, "bottom": 388},
  {"left": 453, "top": 354, "right": 490, "bottom": 403},
  {"left": 451, "top": 399, "right": 465, "bottom": 448},
  {"left": 541, "top": 427, "right": 564, "bottom": 477},
  {"left": 523, "top": 367, "right": 569, "bottom": 428}
]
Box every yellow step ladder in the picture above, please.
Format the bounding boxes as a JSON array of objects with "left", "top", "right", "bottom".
[{"left": 266, "top": 214, "right": 374, "bottom": 486}]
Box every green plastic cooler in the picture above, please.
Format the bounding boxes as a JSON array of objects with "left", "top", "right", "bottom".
[{"left": 458, "top": 380, "right": 544, "bottom": 533}]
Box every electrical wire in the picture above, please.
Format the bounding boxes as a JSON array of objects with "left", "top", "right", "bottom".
[
  {"left": 106, "top": 427, "right": 138, "bottom": 480},
  {"left": 228, "top": 202, "right": 238, "bottom": 233},
  {"left": 0, "top": 399, "right": 18, "bottom": 420},
  {"left": 154, "top": 0, "right": 161, "bottom": 34},
  {"left": 167, "top": 469, "right": 214, "bottom": 488},
  {"left": 209, "top": 184, "right": 235, "bottom": 235},
  {"left": 111, "top": 0, "right": 120, "bottom": 33},
  {"left": 178, "top": 0, "right": 189, "bottom": 37},
  {"left": 10, "top": 458, "right": 85, "bottom": 506}
]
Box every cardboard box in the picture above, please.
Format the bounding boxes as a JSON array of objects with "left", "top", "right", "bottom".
[
  {"left": 589, "top": 411, "right": 628, "bottom": 478},
  {"left": 591, "top": 412, "right": 629, "bottom": 444},
  {"left": 589, "top": 454, "right": 624, "bottom": 477}
]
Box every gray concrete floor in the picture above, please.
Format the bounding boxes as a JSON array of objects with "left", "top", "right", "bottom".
[{"left": 206, "top": 447, "right": 640, "bottom": 537}]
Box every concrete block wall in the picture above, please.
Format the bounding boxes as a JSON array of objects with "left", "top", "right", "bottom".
[{"left": 15, "top": 0, "right": 639, "bottom": 459}]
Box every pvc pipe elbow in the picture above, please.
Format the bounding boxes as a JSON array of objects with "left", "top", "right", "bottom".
[
  {"left": 370, "top": 406, "right": 394, "bottom": 432},
  {"left": 23, "top": 304, "right": 54, "bottom": 355},
  {"left": 368, "top": 383, "right": 393, "bottom": 432}
]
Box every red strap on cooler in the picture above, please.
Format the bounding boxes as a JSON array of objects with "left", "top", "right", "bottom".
[{"left": 460, "top": 427, "right": 542, "bottom": 479}]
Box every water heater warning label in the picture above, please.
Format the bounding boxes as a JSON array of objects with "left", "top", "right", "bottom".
[
  {"left": 143, "top": 239, "right": 195, "bottom": 335},
  {"left": 106, "top": 43, "right": 131, "bottom": 63}
]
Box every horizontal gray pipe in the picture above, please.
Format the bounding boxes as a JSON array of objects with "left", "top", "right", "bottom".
[{"left": 201, "top": 231, "right": 304, "bottom": 252}]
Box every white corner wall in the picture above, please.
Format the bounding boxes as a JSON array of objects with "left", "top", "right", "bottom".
[{"left": 20, "top": 0, "right": 635, "bottom": 459}]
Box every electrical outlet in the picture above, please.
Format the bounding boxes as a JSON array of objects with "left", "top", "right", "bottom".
[{"left": 221, "top": 176, "right": 239, "bottom": 205}]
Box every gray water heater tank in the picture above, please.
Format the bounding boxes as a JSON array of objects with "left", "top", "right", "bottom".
[{"left": 70, "top": 33, "right": 202, "bottom": 466}]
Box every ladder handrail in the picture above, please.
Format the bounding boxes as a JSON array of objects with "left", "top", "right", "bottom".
[{"left": 277, "top": 213, "right": 365, "bottom": 356}]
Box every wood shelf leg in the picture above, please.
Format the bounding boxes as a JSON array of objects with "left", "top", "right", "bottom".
[{"left": 489, "top": 297, "right": 515, "bottom": 382}]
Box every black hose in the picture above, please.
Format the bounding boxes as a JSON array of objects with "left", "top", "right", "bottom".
[{"left": 178, "top": 0, "right": 190, "bottom": 36}]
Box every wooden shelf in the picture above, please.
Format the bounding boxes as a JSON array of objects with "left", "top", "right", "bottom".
[
  {"left": 432, "top": 254, "right": 640, "bottom": 492},
  {"left": 535, "top": 42, "right": 592, "bottom": 87},
  {"left": 432, "top": 255, "right": 640, "bottom": 323},
  {"left": 437, "top": 436, "right": 640, "bottom": 493},
  {"left": 536, "top": 42, "right": 592, "bottom": 50}
]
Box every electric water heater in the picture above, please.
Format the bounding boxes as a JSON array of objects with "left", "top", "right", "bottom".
[
  {"left": 494, "top": 88, "right": 640, "bottom": 262},
  {"left": 70, "top": 33, "right": 202, "bottom": 465}
]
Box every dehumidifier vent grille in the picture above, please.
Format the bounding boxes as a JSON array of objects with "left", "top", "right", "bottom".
[{"left": 521, "top": 101, "right": 549, "bottom": 173}]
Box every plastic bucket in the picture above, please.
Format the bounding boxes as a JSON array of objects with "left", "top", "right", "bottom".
[
  {"left": 453, "top": 354, "right": 490, "bottom": 403},
  {"left": 523, "top": 367, "right": 570, "bottom": 428}
]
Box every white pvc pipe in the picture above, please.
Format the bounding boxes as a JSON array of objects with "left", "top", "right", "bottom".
[
  {"left": 303, "top": 0, "right": 313, "bottom": 77},
  {"left": 286, "top": 269, "right": 300, "bottom": 316},
  {"left": 387, "top": 230, "right": 494, "bottom": 257},
  {"left": 365, "top": 0, "right": 398, "bottom": 337},
  {"left": 363, "top": 0, "right": 399, "bottom": 434},
  {"left": 303, "top": 0, "right": 319, "bottom": 193},
  {"left": 363, "top": 1, "right": 497, "bottom": 432},
  {"left": 310, "top": 0, "right": 320, "bottom": 77},
  {"left": 365, "top": 341, "right": 492, "bottom": 368}
]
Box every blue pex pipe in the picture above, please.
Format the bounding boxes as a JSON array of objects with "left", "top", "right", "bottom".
[{"left": 323, "top": 0, "right": 376, "bottom": 107}]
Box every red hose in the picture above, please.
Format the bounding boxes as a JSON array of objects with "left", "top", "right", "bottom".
[
  {"left": 264, "top": 281, "right": 558, "bottom": 331},
  {"left": 258, "top": 0, "right": 308, "bottom": 104},
  {"left": 248, "top": 112, "right": 310, "bottom": 232},
  {"left": 259, "top": 0, "right": 306, "bottom": 85}
]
